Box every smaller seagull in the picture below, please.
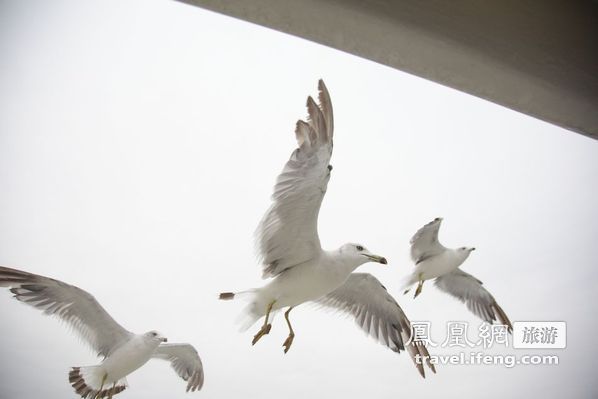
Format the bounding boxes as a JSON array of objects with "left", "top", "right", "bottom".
[
  {"left": 403, "top": 218, "right": 512, "bottom": 332},
  {"left": 0, "top": 266, "right": 204, "bottom": 398}
]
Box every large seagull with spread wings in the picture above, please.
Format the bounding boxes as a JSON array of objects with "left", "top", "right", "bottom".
[
  {"left": 0, "top": 266, "right": 204, "bottom": 398},
  {"left": 403, "top": 218, "right": 512, "bottom": 332},
  {"left": 220, "top": 80, "right": 435, "bottom": 377}
]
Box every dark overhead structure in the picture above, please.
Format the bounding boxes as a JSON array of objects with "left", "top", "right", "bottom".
[{"left": 177, "top": 0, "right": 598, "bottom": 140}]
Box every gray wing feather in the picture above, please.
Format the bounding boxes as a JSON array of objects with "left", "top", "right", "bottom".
[
  {"left": 317, "top": 273, "right": 436, "bottom": 378},
  {"left": 0, "top": 266, "right": 132, "bottom": 357},
  {"left": 410, "top": 218, "right": 445, "bottom": 263},
  {"left": 153, "top": 343, "right": 204, "bottom": 392},
  {"left": 434, "top": 269, "right": 513, "bottom": 332},
  {"left": 256, "top": 80, "right": 334, "bottom": 278}
]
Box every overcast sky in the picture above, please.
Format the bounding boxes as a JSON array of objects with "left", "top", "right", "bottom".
[{"left": 1, "top": 0, "right": 597, "bottom": 398}]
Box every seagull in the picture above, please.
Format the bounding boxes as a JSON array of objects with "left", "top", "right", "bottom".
[
  {"left": 403, "top": 218, "right": 512, "bottom": 331},
  {"left": 0, "top": 266, "right": 204, "bottom": 398},
  {"left": 219, "top": 80, "right": 435, "bottom": 377}
]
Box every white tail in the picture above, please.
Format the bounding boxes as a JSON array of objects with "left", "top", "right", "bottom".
[
  {"left": 401, "top": 274, "right": 418, "bottom": 294},
  {"left": 218, "top": 289, "right": 267, "bottom": 332},
  {"left": 237, "top": 301, "right": 265, "bottom": 332},
  {"left": 69, "top": 366, "right": 127, "bottom": 399}
]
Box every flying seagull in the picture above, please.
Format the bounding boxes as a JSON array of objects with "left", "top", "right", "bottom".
[
  {"left": 220, "top": 80, "right": 435, "bottom": 377},
  {"left": 0, "top": 266, "right": 204, "bottom": 398},
  {"left": 403, "top": 218, "right": 512, "bottom": 331}
]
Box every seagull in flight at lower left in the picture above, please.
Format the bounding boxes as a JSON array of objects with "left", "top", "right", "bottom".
[{"left": 0, "top": 266, "right": 204, "bottom": 398}]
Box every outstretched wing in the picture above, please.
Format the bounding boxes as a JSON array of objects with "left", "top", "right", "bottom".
[
  {"left": 317, "top": 273, "right": 436, "bottom": 378},
  {"left": 410, "top": 218, "right": 445, "bottom": 264},
  {"left": 153, "top": 343, "right": 204, "bottom": 392},
  {"left": 256, "top": 80, "right": 334, "bottom": 278},
  {"left": 0, "top": 266, "right": 132, "bottom": 357},
  {"left": 434, "top": 269, "right": 512, "bottom": 332}
]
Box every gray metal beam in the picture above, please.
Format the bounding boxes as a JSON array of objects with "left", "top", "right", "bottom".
[{"left": 176, "top": 0, "right": 598, "bottom": 140}]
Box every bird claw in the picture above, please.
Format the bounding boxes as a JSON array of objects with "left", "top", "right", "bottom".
[
  {"left": 282, "top": 333, "right": 295, "bottom": 354},
  {"left": 412, "top": 275, "right": 426, "bottom": 299},
  {"left": 414, "top": 283, "right": 423, "bottom": 299},
  {"left": 252, "top": 323, "right": 272, "bottom": 345}
]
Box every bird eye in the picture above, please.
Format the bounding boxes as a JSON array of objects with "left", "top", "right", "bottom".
[
  {"left": 152, "top": 332, "right": 157, "bottom": 336},
  {"left": 356, "top": 245, "right": 364, "bottom": 251}
]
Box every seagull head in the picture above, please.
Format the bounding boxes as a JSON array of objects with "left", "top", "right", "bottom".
[
  {"left": 145, "top": 330, "right": 168, "bottom": 343},
  {"left": 340, "top": 243, "right": 387, "bottom": 267}
]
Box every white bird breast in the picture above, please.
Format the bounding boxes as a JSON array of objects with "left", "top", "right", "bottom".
[
  {"left": 263, "top": 253, "right": 355, "bottom": 309},
  {"left": 102, "top": 336, "right": 160, "bottom": 382},
  {"left": 418, "top": 250, "right": 465, "bottom": 280}
]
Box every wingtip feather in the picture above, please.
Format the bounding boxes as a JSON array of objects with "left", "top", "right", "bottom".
[
  {"left": 69, "top": 366, "right": 127, "bottom": 399},
  {"left": 219, "top": 292, "right": 235, "bottom": 300},
  {"left": 493, "top": 303, "right": 513, "bottom": 333},
  {"left": 316, "top": 79, "right": 333, "bottom": 140}
]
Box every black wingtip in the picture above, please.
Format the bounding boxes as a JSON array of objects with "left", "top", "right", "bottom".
[{"left": 219, "top": 292, "right": 235, "bottom": 300}]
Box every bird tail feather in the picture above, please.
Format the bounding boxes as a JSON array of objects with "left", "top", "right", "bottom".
[
  {"left": 69, "top": 366, "right": 127, "bottom": 399},
  {"left": 218, "top": 288, "right": 257, "bottom": 301},
  {"left": 218, "top": 289, "right": 267, "bottom": 332},
  {"left": 401, "top": 274, "right": 418, "bottom": 294},
  {"left": 238, "top": 307, "right": 262, "bottom": 332}
]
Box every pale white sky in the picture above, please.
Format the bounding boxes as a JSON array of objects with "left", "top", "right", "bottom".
[{"left": 1, "top": 0, "right": 597, "bottom": 398}]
